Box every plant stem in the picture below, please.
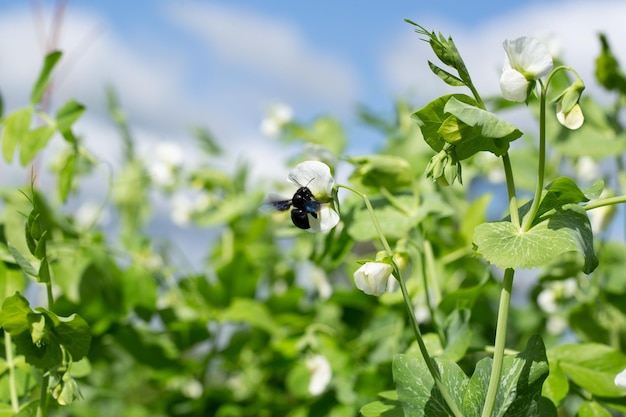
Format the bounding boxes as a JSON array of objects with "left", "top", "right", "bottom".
[
  {"left": 481, "top": 268, "right": 515, "bottom": 417},
  {"left": 583, "top": 195, "right": 626, "bottom": 211},
  {"left": 502, "top": 152, "right": 520, "bottom": 229},
  {"left": 521, "top": 82, "right": 547, "bottom": 232},
  {"left": 37, "top": 373, "right": 50, "bottom": 417},
  {"left": 5, "top": 333, "right": 20, "bottom": 412},
  {"left": 418, "top": 242, "right": 444, "bottom": 345},
  {"left": 336, "top": 185, "right": 393, "bottom": 254},
  {"left": 423, "top": 240, "right": 441, "bottom": 306}
]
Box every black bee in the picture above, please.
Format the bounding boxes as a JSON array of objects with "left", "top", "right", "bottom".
[{"left": 265, "top": 185, "right": 321, "bottom": 230}]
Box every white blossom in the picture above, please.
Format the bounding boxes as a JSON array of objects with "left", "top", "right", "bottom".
[
  {"left": 260, "top": 103, "right": 293, "bottom": 138},
  {"left": 353, "top": 262, "right": 396, "bottom": 296},
  {"left": 287, "top": 161, "right": 339, "bottom": 233},
  {"left": 556, "top": 102, "right": 584, "bottom": 130},
  {"left": 306, "top": 355, "right": 332, "bottom": 396},
  {"left": 615, "top": 368, "right": 626, "bottom": 389},
  {"left": 148, "top": 142, "right": 184, "bottom": 188},
  {"left": 500, "top": 37, "right": 553, "bottom": 102}
]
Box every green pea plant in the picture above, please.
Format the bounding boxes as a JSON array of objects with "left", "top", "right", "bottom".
[
  {"left": 344, "top": 23, "right": 626, "bottom": 417},
  {"left": 2, "top": 20, "right": 626, "bottom": 417},
  {"left": 0, "top": 52, "right": 92, "bottom": 416}
]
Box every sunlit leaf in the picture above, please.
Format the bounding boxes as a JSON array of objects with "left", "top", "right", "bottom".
[
  {"left": 30, "top": 50, "right": 62, "bottom": 105},
  {"left": 474, "top": 204, "right": 597, "bottom": 273},
  {"left": 393, "top": 354, "right": 467, "bottom": 417},
  {"left": 1, "top": 108, "right": 32, "bottom": 162}
]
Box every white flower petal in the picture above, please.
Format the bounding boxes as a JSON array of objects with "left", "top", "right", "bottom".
[
  {"left": 537, "top": 288, "right": 558, "bottom": 314},
  {"left": 556, "top": 102, "right": 584, "bottom": 130},
  {"left": 306, "top": 206, "right": 340, "bottom": 233},
  {"left": 288, "top": 161, "right": 334, "bottom": 198},
  {"left": 500, "top": 68, "right": 529, "bottom": 102},
  {"left": 353, "top": 262, "right": 394, "bottom": 296},
  {"left": 503, "top": 37, "right": 553, "bottom": 79},
  {"left": 306, "top": 355, "right": 332, "bottom": 396},
  {"left": 615, "top": 368, "right": 626, "bottom": 389}
]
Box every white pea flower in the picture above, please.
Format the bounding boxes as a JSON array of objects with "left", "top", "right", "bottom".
[
  {"left": 615, "top": 368, "right": 626, "bottom": 389},
  {"left": 74, "top": 201, "right": 109, "bottom": 230},
  {"left": 148, "top": 142, "right": 184, "bottom": 188},
  {"left": 556, "top": 102, "right": 584, "bottom": 130},
  {"left": 283, "top": 161, "right": 339, "bottom": 233},
  {"left": 500, "top": 37, "right": 553, "bottom": 102},
  {"left": 546, "top": 316, "right": 568, "bottom": 335},
  {"left": 171, "top": 193, "right": 194, "bottom": 226},
  {"left": 537, "top": 287, "right": 558, "bottom": 314},
  {"left": 575, "top": 156, "right": 600, "bottom": 183},
  {"left": 306, "top": 355, "right": 332, "bottom": 396},
  {"left": 353, "top": 262, "right": 396, "bottom": 296},
  {"left": 260, "top": 103, "right": 293, "bottom": 138}
]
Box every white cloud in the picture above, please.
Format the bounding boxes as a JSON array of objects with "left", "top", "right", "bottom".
[
  {"left": 382, "top": 1, "right": 626, "bottom": 103},
  {"left": 167, "top": 2, "right": 359, "bottom": 112}
]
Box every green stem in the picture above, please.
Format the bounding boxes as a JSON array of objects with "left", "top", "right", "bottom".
[
  {"left": 418, "top": 243, "right": 444, "bottom": 345},
  {"left": 481, "top": 268, "right": 515, "bottom": 417},
  {"left": 5, "top": 333, "right": 19, "bottom": 412},
  {"left": 521, "top": 81, "right": 547, "bottom": 232},
  {"left": 379, "top": 186, "right": 412, "bottom": 216},
  {"left": 583, "top": 195, "right": 626, "bottom": 211},
  {"left": 502, "top": 152, "right": 520, "bottom": 229},
  {"left": 46, "top": 281, "right": 54, "bottom": 311},
  {"left": 337, "top": 185, "right": 392, "bottom": 255},
  {"left": 468, "top": 83, "right": 486, "bottom": 110},
  {"left": 423, "top": 239, "right": 442, "bottom": 307},
  {"left": 36, "top": 373, "right": 50, "bottom": 417},
  {"left": 337, "top": 184, "right": 463, "bottom": 417}
]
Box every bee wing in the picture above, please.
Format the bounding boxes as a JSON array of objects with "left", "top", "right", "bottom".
[
  {"left": 259, "top": 195, "right": 292, "bottom": 213},
  {"left": 305, "top": 200, "right": 321, "bottom": 216}
]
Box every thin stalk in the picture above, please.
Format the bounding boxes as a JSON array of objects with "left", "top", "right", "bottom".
[
  {"left": 502, "top": 152, "right": 520, "bottom": 229},
  {"left": 521, "top": 81, "right": 547, "bottom": 232},
  {"left": 36, "top": 373, "right": 50, "bottom": 417},
  {"left": 583, "top": 195, "right": 626, "bottom": 211},
  {"left": 5, "top": 333, "right": 20, "bottom": 412},
  {"left": 423, "top": 239, "right": 441, "bottom": 306},
  {"left": 418, "top": 244, "right": 444, "bottom": 345},
  {"left": 379, "top": 186, "right": 412, "bottom": 216},
  {"left": 481, "top": 268, "right": 515, "bottom": 417},
  {"left": 337, "top": 185, "right": 392, "bottom": 255}
]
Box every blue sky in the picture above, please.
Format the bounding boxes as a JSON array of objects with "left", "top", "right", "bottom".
[
  {"left": 1, "top": 0, "right": 624, "bottom": 170},
  {"left": 1, "top": 0, "right": 625, "bottom": 264}
]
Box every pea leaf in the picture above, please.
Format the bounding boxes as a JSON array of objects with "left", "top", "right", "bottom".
[
  {"left": 1, "top": 108, "right": 32, "bottom": 162},
  {"left": 440, "top": 309, "right": 472, "bottom": 362},
  {"left": 473, "top": 204, "right": 598, "bottom": 274},
  {"left": 516, "top": 176, "right": 590, "bottom": 225},
  {"left": 36, "top": 307, "right": 92, "bottom": 361},
  {"left": 7, "top": 243, "right": 38, "bottom": 277},
  {"left": 20, "top": 125, "right": 55, "bottom": 165},
  {"left": 55, "top": 100, "right": 85, "bottom": 135},
  {"left": 577, "top": 401, "right": 613, "bottom": 417},
  {"left": 393, "top": 354, "right": 467, "bottom": 417},
  {"left": 428, "top": 61, "right": 465, "bottom": 87},
  {"left": 542, "top": 361, "right": 569, "bottom": 406},
  {"left": 441, "top": 97, "right": 523, "bottom": 157},
  {"left": 30, "top": 50, "right": 62, "bottom": 105},
  {"left": 0, "top": 292, "right": 32, "bottom": 334},
  {"left": 463, "top": 335, "right": 549, "bottom": 417},
  {"left": 548, "top": 343, "right": 626, "bottom": 398},
  {"left": 348, "top": 154, "right": 413, "bottom": 191},
  {"left": 412, "top": 94, "right": 477, "bottom": 155}
]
